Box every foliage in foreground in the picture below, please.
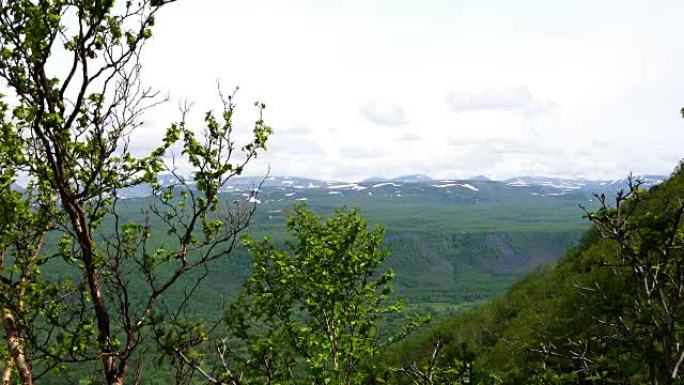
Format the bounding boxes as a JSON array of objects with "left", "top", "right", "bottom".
[
  {"left": 157, "top": 206, "right": 430, "bottom": 385},
  {"left": 0, "top": 1, "right": 271, "bottom": 384}
]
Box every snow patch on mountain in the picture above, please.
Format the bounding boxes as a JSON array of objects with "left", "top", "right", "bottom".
[
  {"left": 328, "top": 183, "right": 357, "bottom": 189},
  {"left": 372, "top": 182, "right": 401, "bottom": 188},
  {"left": 507, "top": 179, "right": 530, "bottom": 187}
]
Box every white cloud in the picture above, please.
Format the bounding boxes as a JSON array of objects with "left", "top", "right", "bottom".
[
  {"left": 267, "top": 126, "right": 324, "bottom": 156},
  {"left": 445, "top": 86, "right": 551, "bottom": 115},
  {"left": 398, "top": 133, "right": 422, "bottom": 142},
  {"left": 338, "top": 147, "right": 382, "bottom": 159},
  {"left": 359, "top": 101, "right": 408, "bottom": 127}
]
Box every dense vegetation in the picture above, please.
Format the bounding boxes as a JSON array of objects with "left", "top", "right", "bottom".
[
  {"left": 103, "top": 183, "right": 587, "bottom": 316},
  {"left": 381, "top": 166, "right": 684, "bottom": 384}
]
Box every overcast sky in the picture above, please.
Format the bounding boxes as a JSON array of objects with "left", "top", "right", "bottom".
[{"left": 134, "top": 0, "right": 684, "bottom": 181}]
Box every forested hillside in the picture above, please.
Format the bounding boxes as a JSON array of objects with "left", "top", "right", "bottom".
[
  {"left": 381, "top": 165, "right": 684, "bottom": 384},
  {"left": 108, "top": 176, "right": 600, "bottom": 314}
]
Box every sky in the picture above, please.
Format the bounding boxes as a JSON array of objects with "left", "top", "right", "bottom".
[{"left": 132, "top": 0, "right": 684, "bottom": 181}]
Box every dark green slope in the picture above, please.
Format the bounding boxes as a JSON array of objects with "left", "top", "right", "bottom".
[{"left": 383, "top": 167, "right": 684, "bottom": 384}]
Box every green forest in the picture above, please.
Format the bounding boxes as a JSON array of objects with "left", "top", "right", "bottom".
[
  {"left": 381, "top": 168, "right": 684, "bottom": 384},
  {"left": 1, "top": 1, "right": 683, "bottom": 384}
]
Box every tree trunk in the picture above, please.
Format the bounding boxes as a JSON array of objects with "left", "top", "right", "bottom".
[
  {"left": 110, "top": 374, "right": 126, "bottom": 385},
  {"left": 2, "top": 358, "right": 12, "bottom": 385},
  {"left": 62, "top": 199, "right": 121, "bottom": 385},
  {"left": 2, "top": 309, "right": 33, "bottom": 385}
]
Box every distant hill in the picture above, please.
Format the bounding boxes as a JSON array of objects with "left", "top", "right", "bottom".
[
  {"left": 118, "top": 173, "right": 667, "bottom": 201},
  {"left": 391, "top": 174, "right": 433, "bottom": 183},
  {"left": 469, "top": 175, "right": 491, "bottom": 181},
  {"left": 361, "top": 176, "right": 389, "bottom": 183},
  {"left": 502, "top": 175, "right": 665, "bottom": 195}
]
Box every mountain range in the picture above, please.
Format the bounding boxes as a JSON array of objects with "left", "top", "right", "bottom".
[{"left": 115, "top": 173, "right": 667, "bottom": 201}]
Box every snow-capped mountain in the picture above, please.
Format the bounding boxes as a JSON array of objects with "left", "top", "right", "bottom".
[
  {"left": 116, "top": 173, "right": 667, "bottom": 203},
  {"left": 503, "top": 175, "right": 665, "bottom": 195}
]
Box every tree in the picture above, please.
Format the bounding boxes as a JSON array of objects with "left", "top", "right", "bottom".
[
  {"left": 0, "top": 1, "right": 272, "bottom": 384},
  {"left": 397, "top": 337, "right": 484, "bottom": 385},
  {"left": 161, "top": 206, "right": 421, "bottom": 385},
  {"left": 584, "top": 174, "right": 684, "bottom": 385}
]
